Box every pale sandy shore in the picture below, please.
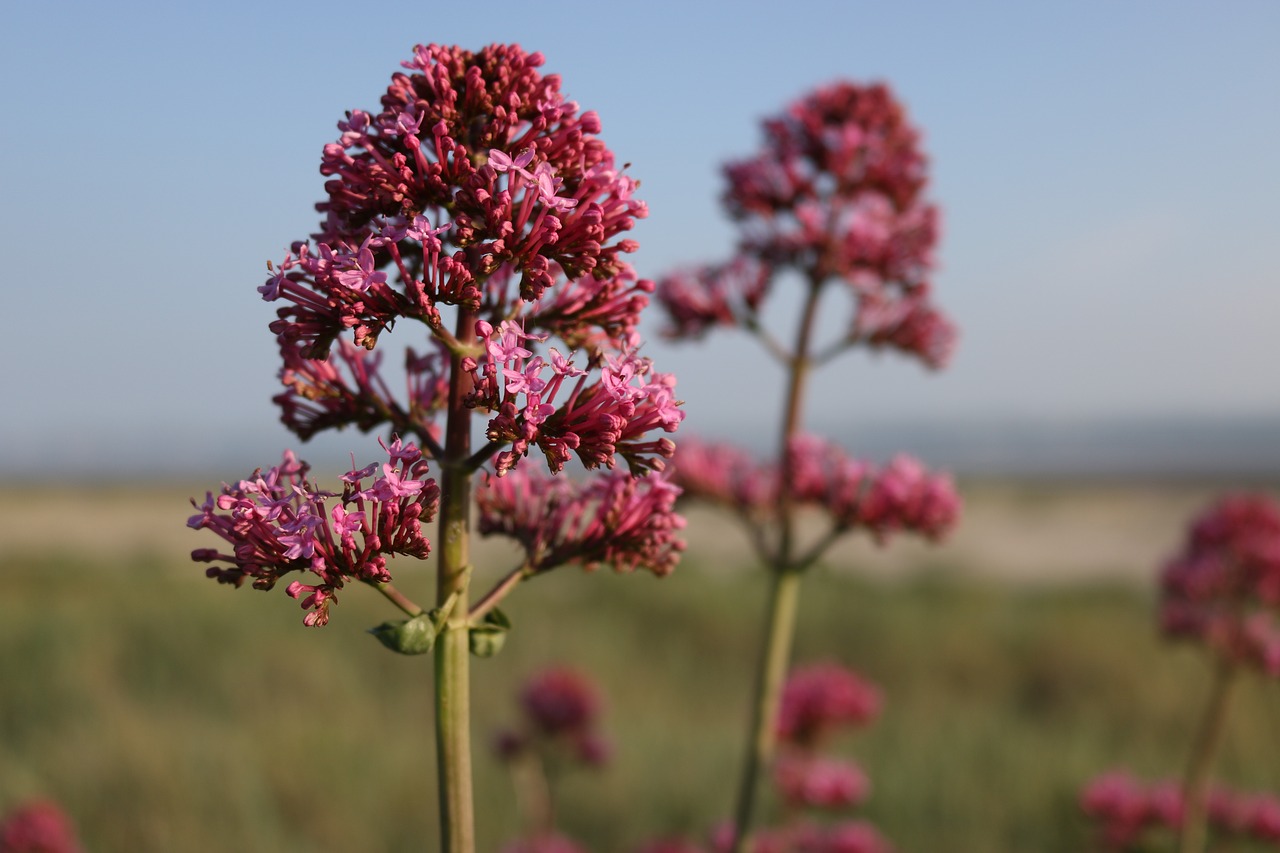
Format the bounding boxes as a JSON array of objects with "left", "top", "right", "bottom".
[{"left": 3, "top": 479, "right": 1266, "bottom": 585}]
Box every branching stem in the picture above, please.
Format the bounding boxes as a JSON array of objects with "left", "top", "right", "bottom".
[{"left": 729, "top": 275, "right": 824, "bottom": 852}]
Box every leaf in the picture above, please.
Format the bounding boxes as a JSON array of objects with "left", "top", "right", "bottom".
[
  {"left": 368, "top": 612, "right": 438, "bottom": 655},
  {"left": 468, "top": 608, "right": 512, "bottom": 658}
]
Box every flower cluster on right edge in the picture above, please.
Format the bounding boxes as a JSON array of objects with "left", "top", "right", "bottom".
[
  {"left": 1159, "top": 494, "right": 1280, "bottom": 674},
  {"left": 1080, "top": 492, "right": 1280, "bottom": 852}
]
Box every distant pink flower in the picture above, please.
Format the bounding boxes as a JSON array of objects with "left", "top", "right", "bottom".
[
  {"left": 655, "top": 258, "right": 769, "bottom": 339},
  {"left": 0, "top": 800, "right": 83, "bottom": 853},
  {"left": 1159, "top": 493, "right": 1280, "bottom": 674},
  {"left": 1241, "top": 793, "right": 1280, "bottom": 842},
  {"left": 1079, "top": 771, "right": 1280, "bottom": 850},
  {"left": 1080, "top": 770, "right": 1166, "bottom": 850},
  {"left": 856, "top": 454, "right": 960, "bottom": 543},
  {"left": 773, "top": 754, "right": 869, "bottom": 810},
  {"left": 854, "top": 289, "right": 957, "bottom": 370},
  {"left": 657, "top": 80, "right": 954, "bottom": 369},
  {"left": 777, "top": 662, "right": 882, "bottom": 747},
  {"left": 520, "top": 667, "right": 601, "bottom": 737},
  {"left": 496, "top": 666, "right": 612, "bottom": 771},
  {"left": 670, "top": 436, "right": 959, "bottom": 547}
]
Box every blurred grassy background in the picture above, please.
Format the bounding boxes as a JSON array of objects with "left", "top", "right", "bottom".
[{"left": 2, "top": 480, "right": 1279, "bottom": 851}]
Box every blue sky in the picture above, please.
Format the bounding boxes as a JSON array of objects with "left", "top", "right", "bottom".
[{"left": 3, "top": 1, "right": 1278, "bottom": 475}]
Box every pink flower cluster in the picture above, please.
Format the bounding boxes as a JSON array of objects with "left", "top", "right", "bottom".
[
  {"left": 495, "top": 667, "right": 611, "bottom": 768},
  {"left": 1080, "top": 770, "right": 1280, "bottom": 850},
  {"left": 761, "top": 664, "right": 889, "bottom": 848},
  {"left": 467, "top": 319, "right": 682, "bottom": 476},
  {"left": 476, "top": 466, "right": 686, "bottom": 577},
  {"left": 255, "top": 43, "right": 680, "bottom": 477},
  {"left": 656, "top": 81, "right": 955, "bottom": 369},
  {"left": 777, "top": 662, "right": 883, "bottom": 747},
  {"left": 773, "top": 755, "right": 869, "bottom": 812},
  {"left": 274, "top": 337, "right": 450, "bottom": 443},
  {"left": 0, "top": 801, "right": 82, "bottom": 853},
  {"left": 630, "top": 667, "right": 887, "bottom": 853},
  {"left": 1159, "top": 493, "right": 1280, "bottom": 675},
  {"left": 672, "top": 436, "right": 959, "bottom": 544},
  {"left": 188, "top": 440, "right": 439, "bottom": 626}
]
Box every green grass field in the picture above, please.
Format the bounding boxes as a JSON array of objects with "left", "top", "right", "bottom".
[{"left": 2, "top": 483, "right": 1279, "bottom": 851}]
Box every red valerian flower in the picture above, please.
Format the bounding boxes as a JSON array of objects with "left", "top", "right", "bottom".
[
  {"left": 1159, "top": 493, "right": 1280, "bottom": 675},
  {"left": 189, "top": 442, "right": 438, "bottom": 626},
  {"left": 669, "top": 435, "right": 959, "bottom": 546},
  {"left": 0, "top": 800, "right": 83, "bottom": 853},
  {"left": 656, "top": 80, "right": 955, "bottom": 370},
  {"left": 777, "top": 662, "right": 882, "bottom": 748},
  {"left": 476, "top": 466, "right": 685, "bottom": 577}
]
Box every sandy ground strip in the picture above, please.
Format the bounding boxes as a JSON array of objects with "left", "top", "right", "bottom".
[{"left": 1, "top": 479, "right": 1256, "bottom": 585}]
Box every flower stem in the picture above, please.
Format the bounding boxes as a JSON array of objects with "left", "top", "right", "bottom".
[
  {"left": 730, "top": 567, "right": 803, "bottom": 850},
  {"left": 469, "top": 562, "right": 533, "bottom": 623},
  {"left": 370, "top": 581, "right": 426, "bottom": 617},
  {"left": 729, "top": 277, "right": 823, "bottom": 852},
  {"left": 1179, "top": 658, "right": 1239, "bottom": 853},
  {"left": 435, "top": 308, "right": 478, "bottom": 853}
]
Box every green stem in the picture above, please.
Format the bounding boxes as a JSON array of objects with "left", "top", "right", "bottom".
[
  {"left": 370, "top": 581, "right": 426, "bottom": 617},
  {"left": 1179, "top": 658, "right": 1239, "bottom": 853},
  {"left": 729, "top": 277, "right": 824, "bottom": 852},
  {"left": 730, "top": 568, "right": 803, "bottom": 848},
  {"left": 468, "top": 562, "right": 533, "bottom": 623},
  {"left": 435, "top": 308, "right": 478, "bottom": 853}
]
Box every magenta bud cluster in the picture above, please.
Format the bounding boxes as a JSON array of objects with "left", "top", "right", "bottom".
[
  {"left": 777, "top": 662, "right": 883, "bottom": 748},
  {"left": 1081, "top": 770, "right": 1280, "bottom": 850},
  {"left": 1159, "top": 493, "right": 1280, "bottom": 675},
  {"left": 476, "top": 466, "right": 686, "bottom": 577},
  {"left": 673, "top": 436, "right": 959, "bottom": 544},
  {"left": 188, "top": 440, "right": 438, "bottom": 627},
  {"left": 494, "top": 667, "right": 611, "bottom": 769},
  {"left": 0, "top": 800, "right": 83, "bottom": 853},
  {"left": 655, "top": 81, "right": 955, "bottom": 370},
  {"left": 192, "top": 42, "right": 687, "bottom": 628},
  {"left": 256, "top": 42, "right": 681, "bottom": 477},
  {"left": 773, "top": 754, "right": 870, "bottom": 812},
  {"left": 467, "top": 319, "right": 682, "bottom": 477}
]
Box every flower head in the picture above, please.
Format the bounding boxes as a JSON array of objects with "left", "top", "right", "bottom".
[
  {"left": 476, "top": 466, "right": 686, "bottom": 576},
  {"left": 494, "top": 666, "right": 612, "bottom": 770},
  {"left": 656, "top": 80, "right": 954, "bottom": 369},
  {"left": 670, "top": 436, "right": 959, "bottom": 546},
  {"left": 188, "top": 445, "right": 439, "bottom": 626},
  {"left": 777, "top": 662, "right": 882, "bottom": 748},
  {"left": 257, "top": 43, "right": 678, "bottom": 478},
  {"left": 0, "top": 801, "right": 83, "bottom": 853},
  {"left": 1159, "top": 493, "right": 1280, "bottom": 674},
  {"left": 773, "top": 754, "right": 869, "bottom": 811}
]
